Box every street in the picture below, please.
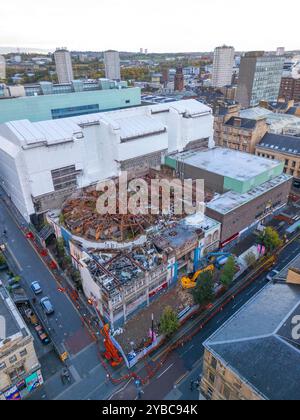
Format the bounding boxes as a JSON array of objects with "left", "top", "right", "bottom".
[{"left": 0, "top": 197, "right": 117, "bottom": 400}]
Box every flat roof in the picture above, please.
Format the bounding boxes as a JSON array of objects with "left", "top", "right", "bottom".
[
  {"left": 206, "top": 174, "right": 291, "bottom": 215},
  {"left": 0, "top": 99, "right": 209, "bottom": 149},
  {"left": 102, "top": 114, "right": 166, "bottom": 140},
  {"left": 204, "top": 281, "right": 300, "bottom": 400},
  {"left": 0, "top": 285, "right": 26, "bottom": 342},
  {"left": 170, "top": 148, "right": 281, "bottom": 182}
]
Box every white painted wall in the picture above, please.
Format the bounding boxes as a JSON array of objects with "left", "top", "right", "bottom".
[{"left": 0, "top": 100, "right": 214, "bottom": 220}]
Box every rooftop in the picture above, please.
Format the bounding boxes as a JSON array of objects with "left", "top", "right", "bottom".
[
  {"left": 275, "top": 253, "right": 300, "bottom": 281},
  {"left": 204, "top": 281, "right": 300, "bottom": 400},
  {"left": 169, "top": 148, "right": 281, "bottom": 182},
  {"left": 206, "top": 174, "right": 291, "bottom": 215},
  {"left": 0, "top": 283, "right": 27, "bottom": 343},
  {"left": 0, "top": 99, "right": 210, "bottom": 149},
  {"left": 102, "top": 114, "right": 166, "bottom": 141},
  {"left": 240, "top": 107, "right": 300, "bottom": 136},
  {"left": 258, "top": 133, "right": 300, "bottom": 156},
  {"left": 225, "top": 116, "right": 258, "bottom": 130}
]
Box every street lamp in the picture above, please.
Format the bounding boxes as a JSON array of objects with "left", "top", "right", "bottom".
[{"left": 151, "top": 313, "right": 154, "bottom": 343}]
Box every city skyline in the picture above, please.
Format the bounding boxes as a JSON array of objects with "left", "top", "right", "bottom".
[{"left": 0, "top": 0, "right": 299, "bottom": 53}]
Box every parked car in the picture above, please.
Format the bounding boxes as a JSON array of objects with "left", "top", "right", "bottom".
[
  {"left": 31, "top": 281, "right": 42, "bottom": 295},
  {"left": 34, "top": 324, "right": 50, "bottom": 345},
  {"left": 266, "top": 269, "right": 280, "bottom": 282},
  {"left": 40, "top": 297, "right": 54, "bottom": 315},
  {"left": 8, "top": 277, "right": 21, "bottom": 290}
]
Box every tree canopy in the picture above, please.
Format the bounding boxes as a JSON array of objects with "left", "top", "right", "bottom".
[
  {"left": 159, "top": 306, "right": 179, "bottom": 337},
  {"left": 192, "top": 271, "right": 214, "bottom": 307},
  {"left": 220, "top": 256, "right": 236, "bottom": 289},
  {"left": 259, "top": 227, "right": 282, "bottom": 252}
]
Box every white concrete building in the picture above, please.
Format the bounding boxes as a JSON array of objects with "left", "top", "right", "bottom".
[
  {"left": 0, "top": 100, "right": 214, "bottom": 221},
  {"left": 0, "top": 56, "right": 6, "bottom": 80},
  {"left": 54, "top": 48, "right": 74, "bottom": 84},
  {"left": 104, "top": 50, "right": 121, "bottom": 81},
  {"left": 212, "top": 46, "right": 235, "bottom": 88}
]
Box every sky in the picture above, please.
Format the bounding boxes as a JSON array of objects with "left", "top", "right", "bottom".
[{"left": 0, "top": 0, "right": 299, "bottom": 53}]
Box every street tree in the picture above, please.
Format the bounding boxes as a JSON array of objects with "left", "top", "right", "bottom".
[
  {"left": 259, "top": 227, "right": 282, "bottom": 252},
  {"left": 159, "top": 306, "right": 180, "bottom": 337},
  {"left": 192, "top": 271, "right": 214, "bottom": 307},
  {"left": 220, "top": 256, "right": 236, "bottom": 289}
]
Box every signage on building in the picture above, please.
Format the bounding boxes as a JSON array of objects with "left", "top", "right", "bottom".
[
  {"left": 220, "top": 233, "right": 239, "bottom": 248},
  {"left": 25, "top": 370, "right": 43, "bottom": 393},
  {"left": 149, "top": 282, "right": 168, "bottom": 298},
  {"left": 4, "top": 385, "right": 21, "bottom": 400}
]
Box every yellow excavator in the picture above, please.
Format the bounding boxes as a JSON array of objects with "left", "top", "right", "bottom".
[{"left": 181, "top": 264, "right": 215, "bottom": 289}]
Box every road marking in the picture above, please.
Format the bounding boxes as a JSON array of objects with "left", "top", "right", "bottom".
[
  {"left": 108, "top": 378, "right": 133, "bottom": 400},
  {"left": 69, "top": 365, "right": 81, "bottom": 383},
  {"left": 180, "top": 344, "right": 195, "bottom": 358},
  {"left": 175, "top": 372, "right": 188, "bottom": 385},
  {"left": 6, "top": 243, "right": 23, "bottom": 272},
  {"left": 157, "top": 363, "right": 174, "bottom": 379}
]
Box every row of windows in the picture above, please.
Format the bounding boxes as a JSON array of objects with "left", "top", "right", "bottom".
[
  {"left": 51, "top": 104, "right": 100, "bottom": 119},
  {"left": 257, "top": 152, "right": 300, "bottom": 175},
  {"left": 0, "top": 349, "right": 28, "bottom": 371}
]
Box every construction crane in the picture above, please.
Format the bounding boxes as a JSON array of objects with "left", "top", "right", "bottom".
[
  {"left": 181, "top": 264, "right": 215, "bottom": 289},
  {"left": 100, "top": 324, "right": 123, "bottom": 367}
]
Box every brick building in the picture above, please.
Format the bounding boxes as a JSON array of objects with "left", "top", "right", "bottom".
[
  {"left": 279, "top": 77, "right": 300, "bottom": 102},
  {"left": 215, "top": 114, "right": 268, "bottom": 154},
  {"left": 166, "top": 148, "right": 292, "bottom": 246}
]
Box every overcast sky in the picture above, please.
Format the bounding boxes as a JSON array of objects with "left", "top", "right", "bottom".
[{"left": 0, "top": 0, "right": 298, "bottom": 53}]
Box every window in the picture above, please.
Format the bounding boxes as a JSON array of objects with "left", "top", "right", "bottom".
[
  {"left": 125, "top": 100, "right": 131, "bottom": 104},
  {"left": 0, "top": 362, "right": 6, "bottom": 370},
  {"left": 8, "top": 365, "right": 26, "bottom": 382},
  {"left": 223, "top": 385, "right": 231, "bottom": 400},
  {"left": 20, "top": 349, "right": 27, "bottom": 358},
  {"left": 51, "top": 104, "right": 100, "bottom": 119},
  {"left": 9, "top": 355, "right": 17, "bottom": 364},
  {"left": 51, "top": 165, "right": 78, "bottom": 191},
  {"left": 209, "top": 372, "right": 215, "bottom": 385},
  {"left": 207, "top": 387, "right": 214, "bottom": 398},
  {"left": 211, "top": 357, "right": 217, "bottom": 370},
  {"left": 285, "top": 159, "right": 289, "bottom": 166}
]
